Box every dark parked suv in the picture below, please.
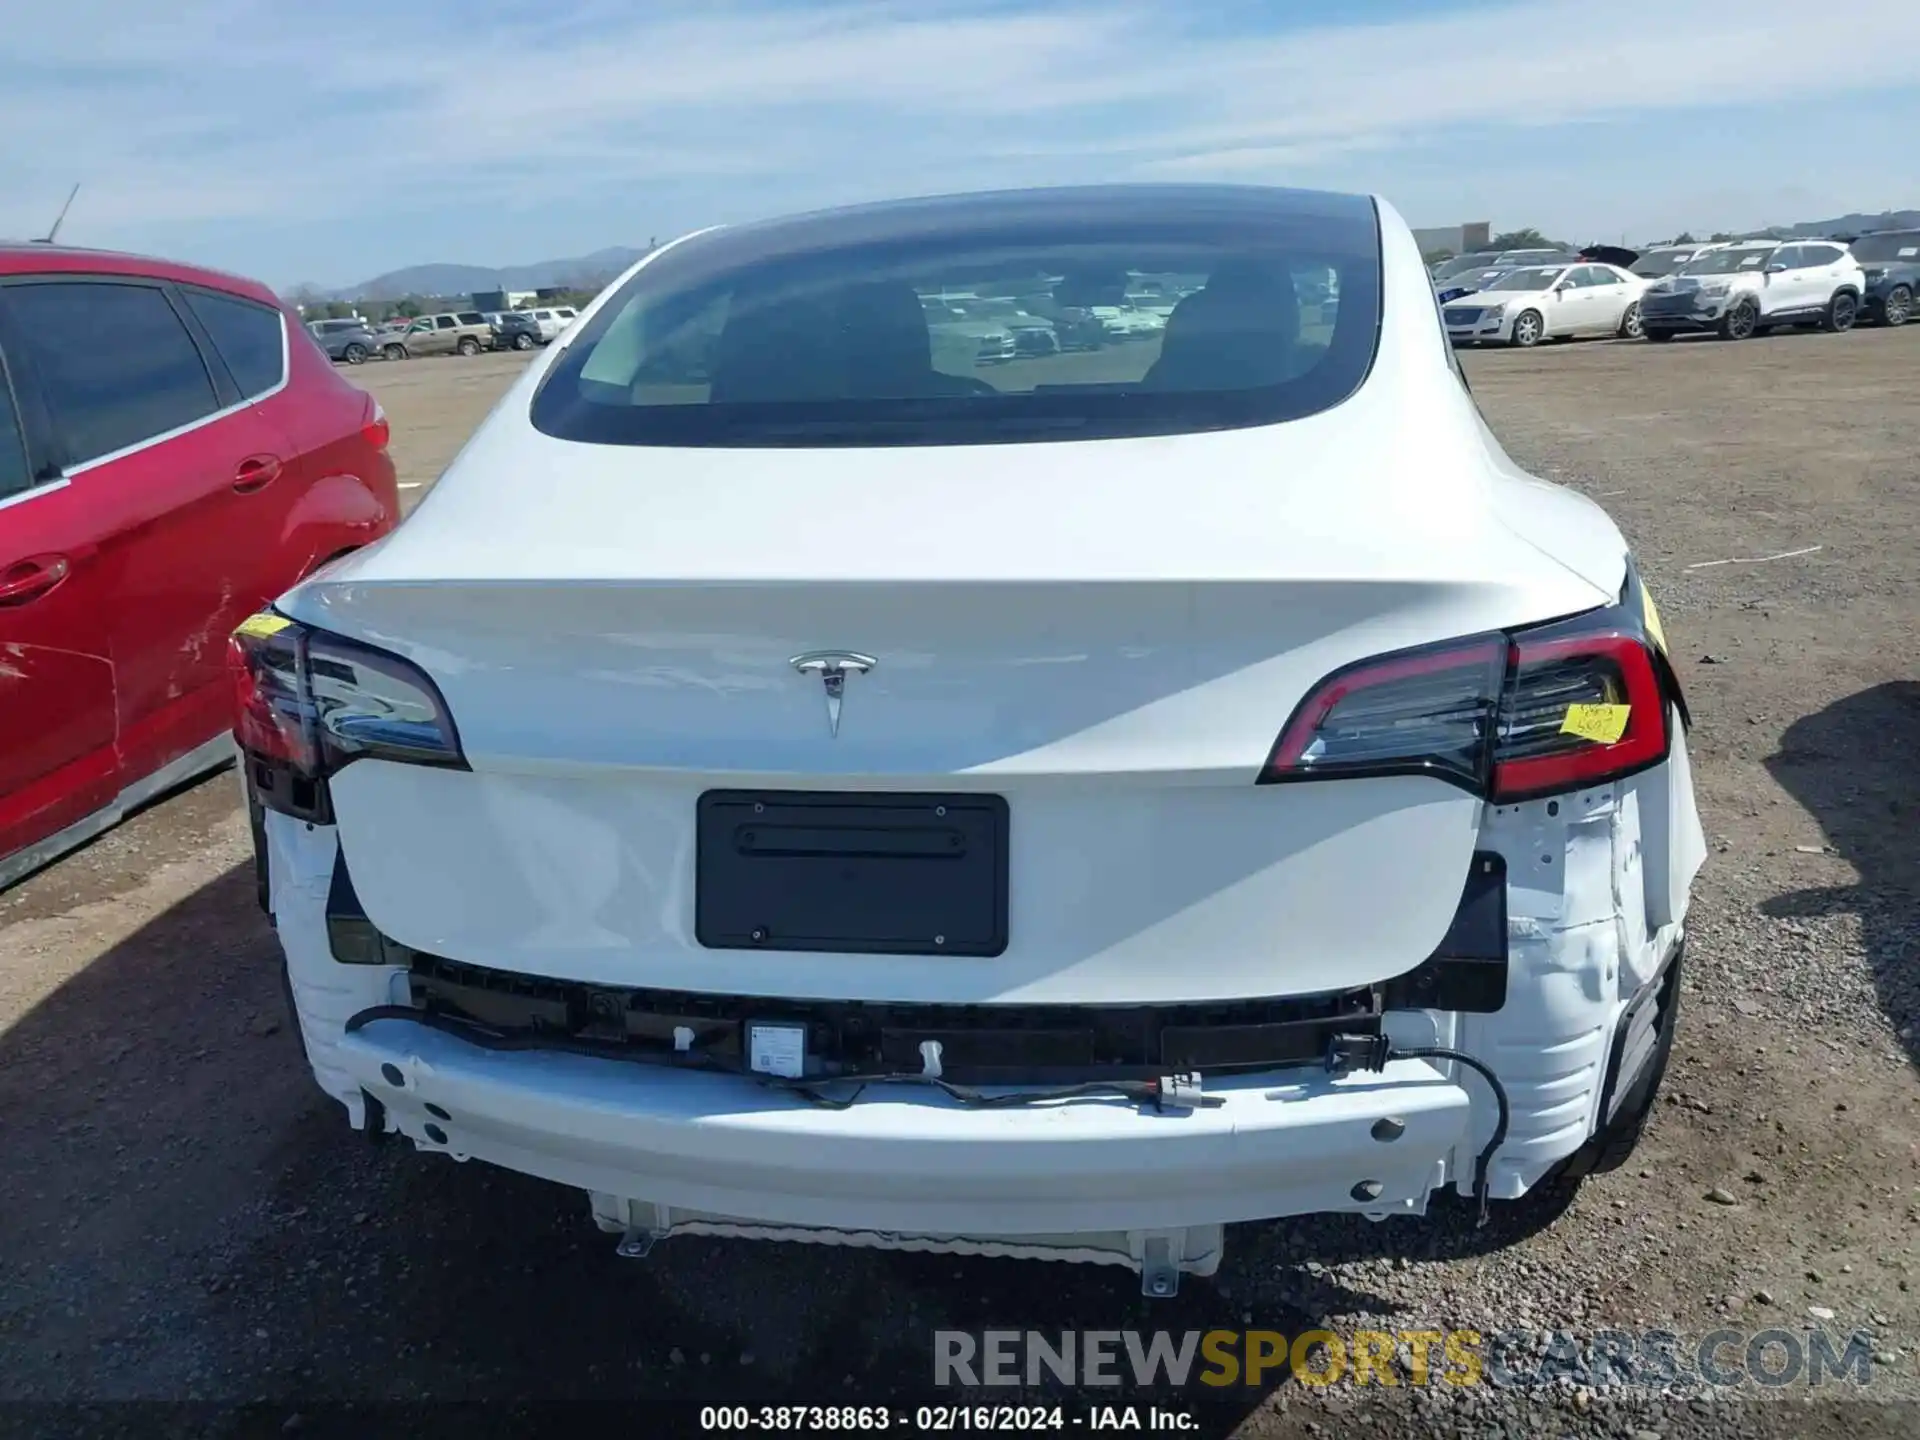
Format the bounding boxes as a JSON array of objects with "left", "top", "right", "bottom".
[
  {"left": 489, "top": 312, "right": 543, "bottom": 351},
  {"left": 306, "top": 317, "right": 380, "bottom": 364},
  {"left": 1849, "top": 230, "right": 1918, "bottom": 327}
]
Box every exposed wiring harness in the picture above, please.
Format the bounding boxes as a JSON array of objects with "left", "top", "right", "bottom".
[
  {"left": 1325, "top": 1033, "right": 1510, "bottom": 1227},
  {"left": 342, "top": 1007, "right": 1225, "bottom": 1113},
  {"left": 762, "top": 1071, "right": 1222, "bottom": 1113}
]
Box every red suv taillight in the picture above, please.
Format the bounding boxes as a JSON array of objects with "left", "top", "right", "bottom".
[
  {"left": 362, "top": 400, "right": 391, "bottom": 452},
  {"left": 1261, "top": 591, "right": 1675, "bottom": 803},
  {"left": 228, "top": 611, "right": 465, "bottom": 818}
]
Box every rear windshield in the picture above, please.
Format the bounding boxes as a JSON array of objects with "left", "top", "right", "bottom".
[
  {"left": 530, "top": 188, "right": 1382, "bottom": 448},
  {"left": 1631, "top": 250, "right": 1692, "bottom": 277},
  {"left": 1851, "top": 232, "right": 1920, "bottom": 262},
  {"left": 1484, "top": 267, "right": 1564, "bottom": 291},
  {"left": 1431, "top": 253, "right": 1497, "bottom": 281},
  {"left": 1680, "top": 248, "right": 1774, "bottom": 275}
]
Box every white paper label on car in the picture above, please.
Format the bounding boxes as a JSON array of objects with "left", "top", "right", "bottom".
[
  {"left": 1900, "top": 246, "right": 1918, "bottom": 257},
  {"left": 748, "top": 1023, "right": 807, "bottom": 1079}
]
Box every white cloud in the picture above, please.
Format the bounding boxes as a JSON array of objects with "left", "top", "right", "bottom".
[{"left": 2, "top": 0, "right": 1916, "bottom": 274}]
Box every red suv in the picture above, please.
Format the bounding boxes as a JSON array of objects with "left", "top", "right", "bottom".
[{"left": 0, "top": 245, "right": 399, "bottom": 889}]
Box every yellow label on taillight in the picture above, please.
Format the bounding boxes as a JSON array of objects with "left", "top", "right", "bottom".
[
  {"left": 234, "top": 612, "right": 292, "bottom": 640},
  {"left": 1561, "top": 703, "right": 1632, "bottom": 745},
  {"left": 1640, "top": 581, "right": 1669, "bottom": 656}
]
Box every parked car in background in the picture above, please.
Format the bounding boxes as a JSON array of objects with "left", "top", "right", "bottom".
[
  {"left": 525, "top": 306, "right": 580, "bottom": 342},
  {"left": 1626, "top": 243, "right": 1726, "bottom": 280},
  {"left": 233, "top": 184, "right": 1703, "bottom": 1290},
  {"left": 370, "top": 321, "right": 415, "bottom": 361},
  {"left": 1638, "top": 240, "right": 1865, "bottom": 341},
  {"left": 307, "top": 317, "right": 379, "bottom": 365},
  {"left": 1433, "top": 249, "right": 1578, "bottom": 304},
  {"left": 489, "top": 312, "right": 544, "bottom": 351},
  {"left": 1011, "top": 324, "right": 1060, "bottom": 358},
  {"left": 399, "top": 311, "right": 494, "bottom": 356},
  {"left": 1848, "top": 229, "right": 1919, "bottom": 327},
  {"left": 1430, "top": 251, "right": 1501, "bottom": 284},
  {"left": 0, "top": 242, "right": 399, "bottom": 891},
  {"left": 1444, "top": 261, "right": 1648, "bottom": 347}
]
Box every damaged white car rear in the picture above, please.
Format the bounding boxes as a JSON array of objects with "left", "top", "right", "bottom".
[{"left": 231, "top": 185, "right": 1706, "bottom": 1295}]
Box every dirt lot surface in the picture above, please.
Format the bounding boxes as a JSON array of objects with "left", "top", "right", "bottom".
[{"left": 2, "top": 336, "right": 1916, "bottom": 1438}]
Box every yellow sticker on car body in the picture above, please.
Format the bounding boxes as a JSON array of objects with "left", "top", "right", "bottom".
[
  {"left": 233, "top": 612, "right": 292, "bottom": 640},
  {"left": 1561, "top": 703, "right": 1632, "bottom": 745}
]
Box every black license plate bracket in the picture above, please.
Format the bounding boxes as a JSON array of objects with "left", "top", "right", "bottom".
[{"left": 695, "top": 791, "right": 1008, "bottom": 957}]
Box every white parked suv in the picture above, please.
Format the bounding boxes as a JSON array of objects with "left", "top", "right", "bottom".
[
  {"left": 524, "top": 305, "right": 581, "bottom": 341},
  {"left": 232, "top": 186, "right": 1705, "bottom": 1294},
  {"left": 1443, "top": 261, "right": 1649, "bottom": 347},
  {"left": 1638, "top": 240, "right": 1865, "bottom": 340}
]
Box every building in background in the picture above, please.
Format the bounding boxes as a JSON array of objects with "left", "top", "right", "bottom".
[
  {"left": 1412, "top": 222, "right": 1492, "bottom": 258},
  {"left": 471, "top": 289, "right": 539, "bottom": 312}
]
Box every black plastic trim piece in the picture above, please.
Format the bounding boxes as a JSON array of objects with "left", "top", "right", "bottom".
[
  {"left": 1595, "top": 937, "right": 1684, "bottom": 1125},
  {"left": 325, "top": 849, "right": 414, "bottom": 966},
  {"left": 245, "top": 750, "right": 334, "bottom": 825},
  {"left": 1382, "top": 851, "right": 1509, "bottom": 1014}
]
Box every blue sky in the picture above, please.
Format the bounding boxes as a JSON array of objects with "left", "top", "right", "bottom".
[{"left": 4, "top": 0, "right": 1917, "bottom": 291}]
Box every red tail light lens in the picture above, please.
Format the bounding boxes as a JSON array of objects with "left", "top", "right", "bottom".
[
  {"left": 229, "top": 610, "right": 465, "bottom": 816},
  {"left": 1263, "top": 609, "right": 1672, "bottom": 801},
  {"left": 305, "top": 632, "right": 464, "bottom": 767},
  {"left": 362, "top": 400, "right": 390, "bottom": 452},
  {"left": 227, "top": 615, "right": 314, "bottom": 769},
  {"left": 1490, "top": 628, "right": 1667, "bottom": 802},
  {"left": 1261, "top": 635, "right": 1507, "bottom": 789}
]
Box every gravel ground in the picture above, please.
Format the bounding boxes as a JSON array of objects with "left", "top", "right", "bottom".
[{"left": 1, "top": 334, "right": 1917, "bottom": 1439}]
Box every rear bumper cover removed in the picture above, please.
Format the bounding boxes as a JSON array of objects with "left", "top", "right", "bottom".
[{"left": 266, "top": 715, "right": 1703, "bottom": 1271}]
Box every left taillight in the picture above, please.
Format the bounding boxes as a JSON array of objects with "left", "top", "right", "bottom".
[
  {"left": 228, "top": 610, "right": 464, "bottom": 818},
  {"left": 1261, "top": 604, "right": 1673, "bottom": 802}
]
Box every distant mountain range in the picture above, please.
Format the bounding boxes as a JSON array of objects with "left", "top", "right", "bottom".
[{"left": 325, "top": 245, "right": 653, "bottom": 301}]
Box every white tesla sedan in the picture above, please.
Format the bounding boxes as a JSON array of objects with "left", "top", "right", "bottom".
[
  {"left": 230, "top": 185, "right": 1705, "bottom": 1294},
  {"left": 1443, "top": 260, "right": 1650, "bottom": 347}
]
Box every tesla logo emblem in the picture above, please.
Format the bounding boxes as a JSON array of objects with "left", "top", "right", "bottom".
[{"left": 790, "top": 651, "right": 876, "bottom": 737}]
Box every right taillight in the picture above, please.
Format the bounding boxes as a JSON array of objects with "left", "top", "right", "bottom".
[
  {"left": 1491, "top": 624, "right": 1667, "bottom": 802},
  {"left": 228, "top": 610, "right": 465, "bottom": 819},
  {"left": 1262, "top": 602, "right": 1672, "bottom": 803}
]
